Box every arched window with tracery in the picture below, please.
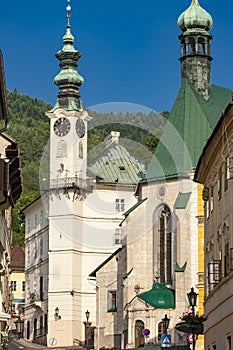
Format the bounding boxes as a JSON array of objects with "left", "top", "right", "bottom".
[{"left": 154, "top": 204, "right": 172, "bottom": 285}]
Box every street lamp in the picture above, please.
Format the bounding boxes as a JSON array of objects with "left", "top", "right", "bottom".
[
  {"left": 187, "top": 287, "right": 198, "bottom": 350},
  {"left": 15, "top": 318, "right": 24, "bottom": 339},
  {"left": 85, "top": 309, "right": 90, "bottom": 323},
  {"left": 84, "top": 310, "right": 92, "bottom": 350},
  {"left": 54, "top": 307, "right": 61, "bottom": 321},
  {"left": 162, "top": 314, "right": 170, "bottom": 334}
]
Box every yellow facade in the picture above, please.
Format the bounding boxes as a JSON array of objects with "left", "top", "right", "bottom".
[
  {"left": 196, "top": 184, "right": 205, "bottom": 349},
  {"left": 10, "top": 271, "right": 25, "bottom": 316}
]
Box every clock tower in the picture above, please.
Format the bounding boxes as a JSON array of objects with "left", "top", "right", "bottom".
[
  {"left": 46, "top": 1, "right": 91, "bottom": 179},
  {"left": 45, "top": 1, "right": 92, "bottom": 346}
]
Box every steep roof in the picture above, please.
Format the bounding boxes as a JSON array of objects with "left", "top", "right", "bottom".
[
  {"left": 144, "top": 79, "right": 232, "bottom": 182},
  {"left": 89, "top": 143, "right": 146, "bottom": 185},
  {"left": 89, "top": 247, "right": 122, "bottom": 277},
  {"left": 10, "top": 244, "right": 25, "bottom": 271}
]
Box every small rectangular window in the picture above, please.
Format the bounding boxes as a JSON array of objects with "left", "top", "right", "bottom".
[
  {"left": 22, "top": 281, "right": 25, "bottom": 292},
  {"left": 218, "top": 167, "right": 222, "bottom": 200},
  {"left": 224, "top": 157, "right": 230, "bottom": 191},
  {"left": 108, "top": 290, "right": 117, "bottom": 312},
  {"left": 206, "top": 200, "right": 210, "bottom": 219},
  {"left": 115, "top": 199, "right": 125, "bottom": 212},
  {"left": 224, "top": 242, "right": 230, "bottom": 276},
  {"left": 208, "top": 260, "right": 221, "bottom": 286},
  {"left": 210, "top": 187, "right": 214, "bottom": 212},
  {"left": 11, "top": 281, "right": 17, "bottom": 292},
  {"left": 27, "top": 219, "right": 31, "bottom": 233},
  {"left": 40, "top": 238, "right": 43, "bottom": 257},
  {"left": 34, "top": 214, "right": 38, "bottom": 228},
  {"left": 226, "top": 335, "right": 231, "bottom": 350},
  {"left": 39, "top": 210, "right": 43, "bottom": 225},
  {"left": 115, "top": 199, "right": 120, "bottom": 212},
  {"left": 230, "top": 248, "right": 233, "bottom": 270}
]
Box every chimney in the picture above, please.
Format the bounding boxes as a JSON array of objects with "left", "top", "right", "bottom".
[{"left": 105, "top": 131, "right": 120, "bottom": 149}]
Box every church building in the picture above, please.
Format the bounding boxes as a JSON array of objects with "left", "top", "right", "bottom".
[{"left": 92, "top": 1, "right": 232, "bottom": 349}]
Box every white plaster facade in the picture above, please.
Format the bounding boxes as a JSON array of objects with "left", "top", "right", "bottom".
[
  {"left": 44, "top": 103, "right": 142, "bottom": 347},
  {"left": 23, "top": 112, "right": 142, "bottom": 347},
  {"left": 24, "top": 195, "right": 49, "bottom": 344}
]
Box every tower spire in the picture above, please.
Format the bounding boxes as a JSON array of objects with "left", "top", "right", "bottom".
[
  {"left": 52, "top": 0, "right": 84, "bottom": 112},
  {"left": 177, "top": 0, "right": 213, "bottom": 99},
  {"left": 66, "top": 0, "right": 71, "bottom": 26}
]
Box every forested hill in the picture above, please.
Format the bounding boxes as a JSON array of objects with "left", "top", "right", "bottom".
[{"left": 6, "top": 89, "right": 168, "bottom": 245}]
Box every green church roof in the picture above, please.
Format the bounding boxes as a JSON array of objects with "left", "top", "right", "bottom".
[
  {"left": 138, "top": 282, "right": 175, "bottom": 309},
  {"left": 174, "top": 192, "right": 191, "bottom": 209},
  {"left": 144, "top": 79, "right": 232, "bottom": 182},
  {"left": 89, "top": 143, "right": 146, "bottom": 184}
]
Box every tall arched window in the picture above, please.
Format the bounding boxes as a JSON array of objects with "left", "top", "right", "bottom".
[{"left": 154, "top": 205, "right": 172, "bottom": 285}]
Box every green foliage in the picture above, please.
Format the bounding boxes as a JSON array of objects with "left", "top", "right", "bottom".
[
  {"left": 7, "top": 89, "right": 51, "bottom": 246},
  {"left": 6, "top": 89, "right": 169, "bottom": 245},
  {"left": 12, "top": 191, "right": 40, "bottom": 247},
  {"left": 87, "top": 109, "right": 167, "bottom": 163}
]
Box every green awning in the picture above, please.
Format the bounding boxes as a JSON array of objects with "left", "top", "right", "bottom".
[
  {"left": 175, "top": 261, "right": 187, "bottom": 272},
  {"left": 138, "top": 282, "right": 175, "bottom": 309},
  {"left": 174, "top": 192, "right": 191, "bottom": 209}
]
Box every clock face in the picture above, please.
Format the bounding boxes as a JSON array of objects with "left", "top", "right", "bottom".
[
  {"left": 76, "top": 118, "right": 85, "bottom": 138},
  {"left": 53, "top": 117, "right": 71, "bottom": 137}
]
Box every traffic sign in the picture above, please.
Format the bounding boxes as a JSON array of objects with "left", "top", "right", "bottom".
[
  {"left": 19, "top": 314, "right": 24, "bottom": 321},
  {"left": 161, "top": 334, "right": 171, "bottom": 347},
  {"left": 188, "top": 333, "right": 197, "bottom": 344},
  {"left": 142, "top": 328, "right": 150, "bottom": 336},
  {"left": 49, "top": 337, "right": 57, "bottom": 346}
]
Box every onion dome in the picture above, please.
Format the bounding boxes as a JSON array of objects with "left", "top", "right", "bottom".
[
  {"left": 178, "top": 0, "right": 213, "bottom": 32},
  {"left": 53, "top": 0, "right": 84, "bottom": 111},
  {"left": 54, "top": 23, "right": 84, "bottom": 89}
]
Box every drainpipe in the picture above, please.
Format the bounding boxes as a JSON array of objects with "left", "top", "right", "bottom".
[
  {"left": 88, "top": 277, "right": 100, "bottom": 350},
  {"left": 0, "top": 119, "right": 9, "bottom": 133}
]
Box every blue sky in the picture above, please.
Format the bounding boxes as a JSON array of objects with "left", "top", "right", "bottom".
[{"left": 1, "top": 0, "right": 233, "bottom": 113}]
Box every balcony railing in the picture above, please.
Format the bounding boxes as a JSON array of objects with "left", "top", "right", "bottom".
[{"left": 40, "top": 175, "right": 94, "bottom": 199}]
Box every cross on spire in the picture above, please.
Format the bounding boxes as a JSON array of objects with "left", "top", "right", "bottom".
[{"left": 66, "top": 0, "right": 71, "bottom": 26}]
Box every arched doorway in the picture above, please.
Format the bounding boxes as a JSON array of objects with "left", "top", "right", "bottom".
[{"left": 135, "top": 320, "right": 145, "bottom": 348}]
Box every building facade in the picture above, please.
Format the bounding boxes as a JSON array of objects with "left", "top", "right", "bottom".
[
  {"left": 194, "top": 101, "right": 233, "bottom": 350},
  {"left": 10, "top": 245, "right": 25, "bottom": 317},
  {"left": 0, "top": 50, "right": 22, "bottom": 329},
  {"left": 23, "top": 195, "right": 49, "bottom": 344}
]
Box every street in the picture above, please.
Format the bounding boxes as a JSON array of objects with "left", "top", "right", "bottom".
[{"left": 8, "top": 340, "right": 25, "bottom": 350}]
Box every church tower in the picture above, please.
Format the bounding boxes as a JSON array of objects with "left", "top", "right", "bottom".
[
  {"left": 46, "top": 1, "right": 91, "bottom": 178},
  {"left": 45, "top": 1, "right": 92, "bottom": 346},
  {"left": 178, "top": 0, "right": 213, "bottom": 99}
]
